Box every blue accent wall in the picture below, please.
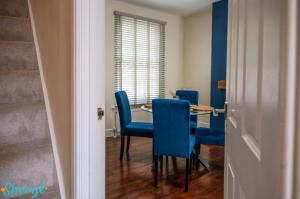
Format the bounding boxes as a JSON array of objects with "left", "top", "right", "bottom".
[{"left": 210, "top": 0, "right": 228, "bottom": 129}]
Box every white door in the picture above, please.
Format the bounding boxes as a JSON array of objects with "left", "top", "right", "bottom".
[{"left": 225, "top": 0, "right": 286, "bottom": 198}]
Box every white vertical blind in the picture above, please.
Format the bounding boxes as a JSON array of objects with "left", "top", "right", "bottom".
[{"left": 114, "top": 12, "right": 165, "bottom": 105}]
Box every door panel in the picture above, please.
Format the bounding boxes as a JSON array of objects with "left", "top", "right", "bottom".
[
  {"left": 236, "top": 0, "right": 245, "bottom": 108},
  {"left": 225, "top": 0, "right": 283, "bottom": 198},
  {"left": 225, "top": 156, "right": 237, "bottom": 199},
  {"left": 226, "top": 165, "right": 235, "bottom": 199},
  {"left": 243, "top": 0, "right": 261, "bottom": 147},
  {"left": 229, "top": 0, "right": 238, "bottom": 108},
  {"left": 239, "top": 187, "right": 246, "bottom": 199}
]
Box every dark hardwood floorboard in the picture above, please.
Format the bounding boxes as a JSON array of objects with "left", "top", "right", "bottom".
[{"left": 106, "top": 136, "right": 224, "bottom": 199}]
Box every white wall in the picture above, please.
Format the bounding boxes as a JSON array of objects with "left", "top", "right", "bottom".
[
  {"left": 29, "top": 0, "right": 71, "bottom": 197},
  {"left": 105, "top": 0, "right": 185, "bottom": 132},
  {"left": 183, "top": 7, "right": 212, "bottom": 126}
]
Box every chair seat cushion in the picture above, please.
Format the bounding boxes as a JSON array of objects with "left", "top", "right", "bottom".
[
  {"left": 195, "top": 127, "right": 225, "bottom": 146},
  {"left": 125, "top": 122, "right": 153, "bottom": 137}
]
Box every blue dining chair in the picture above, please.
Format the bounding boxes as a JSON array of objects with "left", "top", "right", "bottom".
[
  {"left": 176, "top": 90, "right": 199, "bottom": 132},
  {"left": 194, "top": 127, "right": 225, "bottom": 170},
  {"left": 152, "top": 99, "right": 196, "bottom": 192},
  {"left": 115, "top": 91, "right": 153, "bottom": 160}
]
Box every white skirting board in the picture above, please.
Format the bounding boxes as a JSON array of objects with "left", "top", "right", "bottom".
[{"left": 105, "top": 129, "right": 120, "bottom": 137}]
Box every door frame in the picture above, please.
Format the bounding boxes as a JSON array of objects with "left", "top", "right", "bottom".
[
  {"left": 282, "top": 0, "right": 299, "bottom": 198},
  {"left": 295, "top": 1, "right": 300, "bottom": 197},
  {"left": 72, "top": 0, "right": 106, "bottom": 198}
]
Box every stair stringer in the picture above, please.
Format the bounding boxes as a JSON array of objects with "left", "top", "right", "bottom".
[{"left": 27, "top": 1, "right": 66, "bottom": 199}]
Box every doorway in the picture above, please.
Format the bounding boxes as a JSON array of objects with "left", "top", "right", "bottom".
[{"left": 104, "top": 0, "right": 227, "bottom": 198}]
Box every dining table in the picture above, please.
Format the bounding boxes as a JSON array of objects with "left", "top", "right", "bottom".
[{"left": 140, "top": 104, "right": 214, "bottom": 115}]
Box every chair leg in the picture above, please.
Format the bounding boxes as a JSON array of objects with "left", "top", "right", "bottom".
[
  {"left": 154, "top": 155, "right": 158, "bottom": 187},
  {"left": 152, "top": 140, "right": 154, "bottom": 163},
  {"left": 160, "top": 156, "right": 163, "bottom": 169},
  {"left": 196, "top": 144, "right": 210, "bottom": 170},
  {"left": 185, "top": 158, "right": 189, "bottom": 192},
  {"left": 189, "top": 155, "right": 192, "bottom": 175},
  {"left": 126, "top": 136, "right": 130, "bottom": 153},
  {"left": 191, "top": 152, "right": 195, "bottom": 169},
  {"left": 120, "top": 136, "right": 125, "bottom": 160},
  {"left": 196, "top": 144, "right": 200, "bottom": 170},
  {"left": 172, "top": 157, "right": 177, "bottom": 163}
]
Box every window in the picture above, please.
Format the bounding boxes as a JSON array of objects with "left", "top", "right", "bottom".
[{"left": 114, "top": 11, "right": 165, "bottom": 105}]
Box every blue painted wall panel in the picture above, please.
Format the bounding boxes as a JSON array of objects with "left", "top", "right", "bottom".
[{"left": 210, "top": 0, "right": 228, "bottom": 129}]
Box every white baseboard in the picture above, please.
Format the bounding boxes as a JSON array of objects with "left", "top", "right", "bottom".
[{"left": 105, "top": 129, "right": 119, "bottom": 137}]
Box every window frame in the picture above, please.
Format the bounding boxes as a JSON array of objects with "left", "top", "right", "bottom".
[{"left": 114, "top": 11, "right": 166, "bottom": 105}]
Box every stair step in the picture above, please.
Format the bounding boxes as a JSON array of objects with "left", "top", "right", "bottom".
[
  {"left": 0, "top": 101, "right": 50, "bottom": 147},
  {"left": 0, "top": 0, "right": 29, "bottom": 18},
  {"left": 0, "top": 140, "right": 58, "bottom": 191},
  {"left": 40, "top": 186, "right": 60, "bottom": 199},
  {"left": 0, "top": 70, "right": 44, "bottom": 104},
  {"left": 11, "top": 186, "right": 60, "bottom": 199},
  {"left": 0, "top": 16, "right": 33, "bottom": 41},
  {"left": 9, "top": 186, "right": 60, "bottom": 199},
  {"left": 0, "top": 41, "right": 38, "bottom": 70}
]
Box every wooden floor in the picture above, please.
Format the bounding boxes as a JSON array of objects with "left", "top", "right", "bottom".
[{"left": 106, "top": 136, "right": 224, "bottom": 199}]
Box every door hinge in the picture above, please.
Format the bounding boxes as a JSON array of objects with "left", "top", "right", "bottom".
[{"left": 97, "top": 107, "right": 104, "bottom": 120}]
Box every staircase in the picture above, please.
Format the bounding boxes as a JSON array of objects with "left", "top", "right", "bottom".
[{"left": 0, "top": 0, "right": 60, "bottom": 198}]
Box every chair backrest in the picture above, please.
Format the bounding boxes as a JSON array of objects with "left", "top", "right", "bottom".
[
  {"left": 176, "top": 90, "right": 199, "bottom": 122},
  {"left": 115, "top": 91, "right": 132, "bottom": 135},
  {"left": 152, "top": 99, "right": 191, "bottom": 158}
]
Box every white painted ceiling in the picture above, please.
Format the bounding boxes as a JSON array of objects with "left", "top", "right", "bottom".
[{"left": 114, "top": 0, "right": 222, "bottom": 16}]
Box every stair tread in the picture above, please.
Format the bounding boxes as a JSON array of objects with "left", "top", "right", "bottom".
[
  {"left": 0, "top": 99, "right": 49, "bottom": 146},
  {"left": 0, "top": 99, "right": 44, "bottom": 112},
  {"left": 0, "top": 138, "right": 58, "bottom": 188},
  {"left": 0, "top": 41, "right": 37, "bottom": 68},
  {"left": 0, "top": 67, "right": 39, "bottom": 72},
  {"left": 0, "top": 68, "right": 39, "bottom": 74},
  {"left": 0, "top": 65, "right": 38, "bottom": 71},
  {"left": 0, "top": 40, "right": 33, "bottom": 44},
  {"left": 11, "top": 185, "right": 60, "bottom": 199},
  {"left": 0, "top": 68, "right": 39, "bottom": 78},
  {"left": 0, "top": 68, "right": 39, "bottom": 75},
  {"left": 0, "top": 138, "right": 52, "bottom": 157},
  {"left": 0, "top": 16, "right": 33, "bottom": 42},
  {"left": 0, "top": 0, "right": 29, "bottom": 18},
  {"left": 0, "top": 15, "right": 29, "bottom": 20},
  {"left": 0, "top": 69, "right": 43, "bottom": 105},
  {"left": 0, "top": 68, "right": 38, "bottom": 73}
]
